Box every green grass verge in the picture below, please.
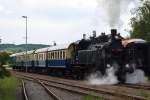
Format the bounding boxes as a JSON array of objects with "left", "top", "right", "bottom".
[
  {"left": 140, "top": 90, "right": 150, "bottom": 99},
  {"left": 83, "top": 95, "right": 105, "bottom": 100},
  {"left": 0, "top": 75, "right": 18, "bottom": 100}
]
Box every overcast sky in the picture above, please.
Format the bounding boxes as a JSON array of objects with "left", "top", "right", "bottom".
[{"left": 0, "top": 0, "right": 138, "bottom": 45}]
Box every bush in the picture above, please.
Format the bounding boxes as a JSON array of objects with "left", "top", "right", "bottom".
[{"left": 0, "top": 67, "right": 11, "bottom": 78}]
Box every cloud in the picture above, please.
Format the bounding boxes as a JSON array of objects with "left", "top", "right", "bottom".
[
  {"left": 0, "top": 0, "right": 138, "bottom": 45},
  {"left": 0, "top": 4, "right": 4, "bottom": 12},
  {"left": 17, "top": 0, "right": 96, "bottom": 12},
  {"left": 0, "top": 16, "right": 93, "bottom": 44}
]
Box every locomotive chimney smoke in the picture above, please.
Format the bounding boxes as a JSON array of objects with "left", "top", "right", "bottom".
[
  {"left": 83, "top": 34, "right": 86, "bottom": 40},
  {"left": 96, "top": 0, "right": 135, "bottom": 28},
  {"left": 92, "top": 30, "right": 96, "bottom": 38}
]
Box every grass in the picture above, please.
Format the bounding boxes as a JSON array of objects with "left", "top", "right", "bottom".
[
  {"left": 140, "top": 90, "right": 150, "bottom": 99},
  {"left": 83, "top": 95, "right": 105, "bottom": 100},
  {"left": 0, "top": 73, "right": 18, "bottom": 100}
]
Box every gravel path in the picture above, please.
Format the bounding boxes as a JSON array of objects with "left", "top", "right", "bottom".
[{"left": 25, "top": 80, "right": 55, "bottom": 100}]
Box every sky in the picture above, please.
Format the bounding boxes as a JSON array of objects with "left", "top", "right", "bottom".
[{"left": 0, "top": 0, "right": 138, "bottom": 45}]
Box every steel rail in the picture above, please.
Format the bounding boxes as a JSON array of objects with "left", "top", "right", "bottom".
[
  {"left": 17, "top": 73, "right": 149, "bottom": 100},
  {"left": 22, "top": 80, "right": 29, "bottom": 100},
  {"left": 18, "top": 76, "right": 110, "bottom": 100},
  {"left": 118, "top": 84, "right": 150, "bottom": 90},
  {"left": 19, "top": 76, "right": 62, "bottom": 100},
  {"left": 38, "top": 80, "right": 62, "bottom": 100}
]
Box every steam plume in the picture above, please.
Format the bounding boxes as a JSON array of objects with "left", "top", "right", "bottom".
[
  {"left": 126, "top": 69, "right": 148, "bottom": 84},
  {"left": 96, "top": 0, "right": 135, "bottom": 28},
  {"left": 87, "top": 67, "right": 118, "bottom": 85}
]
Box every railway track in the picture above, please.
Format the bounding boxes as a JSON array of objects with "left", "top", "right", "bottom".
[
  {"left": 17, "top": 72, "right": 150, "bottom": 100},
  {"left": 21, "top": 80, "right": 29, "bottom": 100},
  {"left": 118, "top": 83, "right": 150, "bottom": 90},
  {"left": 38, "top": 80, "right": 62, "bottom": 100},
  {"left": 21, "top": 77, "right": 61, "bottom": 100}
]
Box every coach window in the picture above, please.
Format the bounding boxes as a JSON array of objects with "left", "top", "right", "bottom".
[
  {"left": 56, "top": 52, "right": 57, "bottom": 59},
  {"left": 38, "top": 54, "right": 40, "bottom": 60},
  {"left": 48, "top": 53, "right": 50, "bottom": 60},
  {"left": 63, "top": 51, "right": 65, "bottom": 59},
  {"left": 54, "top": 52, "right": 56, "bottom": 59},
  {"left": 42, "top": 53, "right": 45, "bottom": 60},
  {"left": 51, "top": 52, "right": 53, "bottom": 59},
  {"left": 43, "top": 54, "right": 45, "bottom": 60},
  {"left": 60, "top": 51, "right": 62, "bottom": 59},
  {"left": 57, "top": 51, "right": 59, "bottom": 59},
  {"left": 53, "top": 52, "right": 55, "bottom": 59},
  {"left": 58, "top": 51, "right": 59, "bottom": 59},
  {"left": 39, "top": 54, "right": 42, "bottom": 60},
  {"left": 52, "top": 52, "right": 54, "bottom": 59},
  {"left": 42, "top": 54, "right": 43, "bottom": 60},
  {"left": 47, "top": 53, "right": 49, "bottom": 59},
  {"left": 50, "top": 52, "right": 51, "bottom": 59},
  {"left": 56, "top": 52, "right": 58, "bottom": 59},
  {"left": 45, "top": 53, "right": 47, "bottom": 60},
  {"left": 49, "top": 53, "right": 51, "bottom": 60}
]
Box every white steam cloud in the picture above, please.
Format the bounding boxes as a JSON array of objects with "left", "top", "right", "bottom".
[
  {"left": 96, "top": 0, "right": 135, "bottom": 28},
  {"left": 87, "top": 67, "right": 147, "bottom": 85},
  {"left": 87, "top": 67, "right": 118, "bottom": 85},
  {"left": 126, "top": 69, "right": 148, "bottom": 84}
]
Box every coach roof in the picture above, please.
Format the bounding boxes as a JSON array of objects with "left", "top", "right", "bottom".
[
  {"left": 48, "top": 44, "right": 70, "bottom": 51},
  {"left": 35, "top": 47, "right": 49, "bottom": 53}
]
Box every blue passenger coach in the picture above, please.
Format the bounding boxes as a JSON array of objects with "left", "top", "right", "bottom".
[
  {"left": 47, "top": 44, "right": 70, "bottom": 68},
  {"left": 35, "top": 47, "right": 49, "bottom": 67},
  {"left": 26, "top": 50, "right": 34, "bottom": 67}
]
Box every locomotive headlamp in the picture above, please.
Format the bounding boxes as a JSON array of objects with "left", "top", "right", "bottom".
[
  {"left": 125, "top": 64, "right": 130, "bottom": 68},
  {"left": 107, "top": 64, "right": 111, "bottom": 68}
]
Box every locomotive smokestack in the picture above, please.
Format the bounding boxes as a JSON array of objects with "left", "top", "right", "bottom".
[
  {"left": 83, "top": 34, "right": 86, "bottom": 40},
  {"left": 53, "top": 41, "right": 56, "bottom": 46},
  {"left": 93, "top": 30, "right": 96, "bottom": 38},
  {"left": 111, "top": 29, "right": 117, "bottom": 36}
]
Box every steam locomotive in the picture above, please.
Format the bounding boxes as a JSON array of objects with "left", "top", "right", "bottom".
[{"left": 10, "top": 29, "right": 150, "bottom": 83}]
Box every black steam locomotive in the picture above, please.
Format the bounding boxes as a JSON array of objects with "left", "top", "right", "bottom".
[
  {"left": 68, "top": 29, "right": 150, "bottom": 82},
  {"left": 11, "top": 29, "right": 150, "bottom": 83}
]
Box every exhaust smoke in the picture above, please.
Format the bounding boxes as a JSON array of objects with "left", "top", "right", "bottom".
[{"left": 87, "top": 67, "right": 118, "bottom": 85}]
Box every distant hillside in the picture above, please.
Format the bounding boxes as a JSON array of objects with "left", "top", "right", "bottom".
[{"left": 0, "top": 44, "right": 49, "bottom": 53}]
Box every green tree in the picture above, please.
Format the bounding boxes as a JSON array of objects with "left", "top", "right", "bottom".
[
  {"left": 130, "top": 0, "right": 150, "bottom": 41},
  {"left": 0, "top": 52, "right": 10, "bottom": 65}
]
